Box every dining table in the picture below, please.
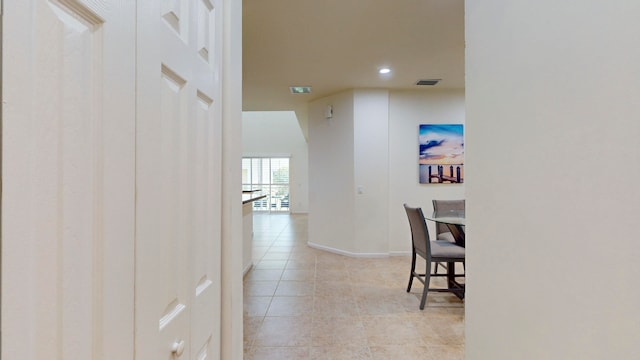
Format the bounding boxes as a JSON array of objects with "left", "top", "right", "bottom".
[
  {"left": 426, "top": 210, "right": 465, "bottom": 248},
  {"left": 425, "top": 210, "right": 466, "bottom": 299}
]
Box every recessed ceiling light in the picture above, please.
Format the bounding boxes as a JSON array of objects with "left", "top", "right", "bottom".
[
  {"left": 379, "top": 68, "right": 391, "bottom": 74},
  {"left": 290, "top": 86, "right": 311, "bottom": 94}
]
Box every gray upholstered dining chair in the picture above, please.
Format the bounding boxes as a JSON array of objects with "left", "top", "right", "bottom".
[{"left": 404, "top": 204, "right": 465, "bottom": 309}]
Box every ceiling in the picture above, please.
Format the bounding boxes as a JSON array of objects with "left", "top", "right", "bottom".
[{"left": 242, "top": 0, "right": 465, "bottom": 113}]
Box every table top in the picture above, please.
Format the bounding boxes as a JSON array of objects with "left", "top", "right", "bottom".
[{"left": 426, "top": 210, "right": 465, "bottom": 226}]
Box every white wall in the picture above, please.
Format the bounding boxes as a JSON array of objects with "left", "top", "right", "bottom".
[
  {"left": 388, "top": 89, "right": 466, "bottom": 254},
  {"left": 308, "top": 91, "right": 356, "bottom": 252},
  {"left": 308, "top": 89, "right": 464, "bottom": 255},
  {"left": 242, "top": 203, "right": 254, "bottom": 274},
  {"left": 242, "top": 111, "right": 309, "bottom": 213},
  {"left": 220, "top": 0, "right": 244, "bottom": 358},
  {"left": 466, "top": 1, "right": 640, "bottom": 359},
  {"left": 354, "top": 90, "right": 390, "bottom": 254}
]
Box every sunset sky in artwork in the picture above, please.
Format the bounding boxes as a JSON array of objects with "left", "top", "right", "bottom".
[{"left": 419, "top": 124, "right": 464, "bottom": 165}]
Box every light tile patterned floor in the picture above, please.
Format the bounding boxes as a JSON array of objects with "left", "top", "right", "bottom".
[{"left": 244, "top": 213, "right": 464, "bottom": 360}]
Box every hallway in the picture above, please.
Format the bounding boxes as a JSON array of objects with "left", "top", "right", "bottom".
[{"left": 243, "top": 213, "right": 464, "bottom": 359}]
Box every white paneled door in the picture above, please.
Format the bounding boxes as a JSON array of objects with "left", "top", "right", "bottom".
[
  {"left": 3, "top": 0, "right": 224, "bottom": 359},
  {"left": 135, "top": 0, "right": 223, "bottom": 359},
  {"left": 2, "top": 0, "right": 136, "bottom": 359}
]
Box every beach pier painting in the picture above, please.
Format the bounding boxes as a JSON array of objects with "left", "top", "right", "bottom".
[{"left": 419, "top": 124, "right": 464, "bottom": 184}]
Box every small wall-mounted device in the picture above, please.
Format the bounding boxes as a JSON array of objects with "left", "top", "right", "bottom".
[{"left": 325, "top": 105, "right": 333, "bottom": 119}]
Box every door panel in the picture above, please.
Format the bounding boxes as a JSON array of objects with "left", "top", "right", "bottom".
[
  {"left": 136, "top": 0, "right": 223, "bottom": 358},
  {"left": 2, "top": 0, "right": 135, "bottom": 359},
  {"left": 190, "top": 91, "right": 222, "bottom": 360}
]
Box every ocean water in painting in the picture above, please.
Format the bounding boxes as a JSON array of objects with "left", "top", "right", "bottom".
[{"left": 419, "top": 124, "right": 464, "bottom": 184}]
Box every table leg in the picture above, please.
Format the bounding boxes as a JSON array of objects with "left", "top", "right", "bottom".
[
  {"left": 445, "top": 224, "right": 465, "bottom": 299},
  {"left": 446, "top": 262, "right": 465, "bottom": 300},
  {"left": 446, "top": 223, "right": 465, "bottom": 248}
]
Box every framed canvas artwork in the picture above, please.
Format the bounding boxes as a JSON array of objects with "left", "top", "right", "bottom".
[{"left": 419, "top": 124, "right": 464, "bottom": 184}]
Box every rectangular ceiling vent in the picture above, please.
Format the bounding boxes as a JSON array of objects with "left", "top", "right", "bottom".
[
  {"left": 416, "top": 79, "right": 440, "bottom": 86},
  {"left": 290, "top": 86, "right": 312, "bottom": 94}
]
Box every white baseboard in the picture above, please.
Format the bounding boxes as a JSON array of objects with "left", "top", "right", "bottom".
[
  {"left": 307, "top": 241, "right": 389, "bottom": 258},
  {"left": 389, "top": 251, "right": 412, "bottom": 257},
  {"left": 242, "top": 262, "right": 254, "bottom": 277}
]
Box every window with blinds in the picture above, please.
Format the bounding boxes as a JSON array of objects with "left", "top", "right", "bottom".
[{"left": 242, "top": 157, "right": 290, "bottom": 212}]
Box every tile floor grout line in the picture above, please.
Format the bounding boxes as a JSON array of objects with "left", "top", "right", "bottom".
[{"left": 246, "top": 213, "right": 464, "bottom": 359}]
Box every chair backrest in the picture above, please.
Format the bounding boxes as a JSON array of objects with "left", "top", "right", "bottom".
[
  {"left": 432, "top": 199, "right": 465, "bottom": 237},
  {"left": 403, "top": 204, "right": 431, "bottom": 260}
]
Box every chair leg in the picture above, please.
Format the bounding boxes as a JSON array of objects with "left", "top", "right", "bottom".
[
  {"left": 434, "top": 262, "right": 449, "bottom": 275},
  {"left": 420, "top": 260, "right": 431, "bottom": 310},
  {"left": 407, "top": 251, "right": 416, "bottom": 292}
]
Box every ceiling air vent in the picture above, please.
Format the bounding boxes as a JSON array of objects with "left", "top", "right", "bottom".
[
  {"left": 416, "top": 79, "right": 440, "bottom": 86},
  {"left": 290, "top": 86, "right": 312, "bottom": 94}
]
